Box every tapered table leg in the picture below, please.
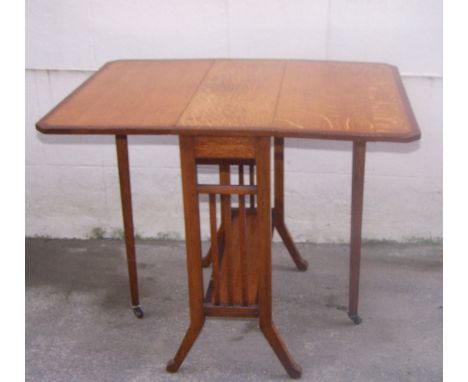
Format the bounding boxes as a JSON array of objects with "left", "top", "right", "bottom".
[
  {"left": 167, "top": 136, "right": 206, "bottom": 371},
  {"left": 273, "top": 137, "right": 308, "bottom": 271},
  {"left": 115, "top": 135, "right": 143, "bottom": 319},
  {"left": 257, "top": 138, "right": 302, "bottom": 379},
  {"left": 348, "top": 141, "right": 366, "bottom": 325}
]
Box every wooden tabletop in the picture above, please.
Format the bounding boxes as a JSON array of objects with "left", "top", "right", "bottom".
[{"left": 37, "top": 59, "right": 420, "bottom": 142}]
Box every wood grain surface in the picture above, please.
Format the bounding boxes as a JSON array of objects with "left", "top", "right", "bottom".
[
  {"left": 178, "top": 60, "right": 285, "bottom": 131},
  {"left": 37, "top": 59, "right": 420, "bottom": 142},
  {"left": 217, "top": 209, "right": 260, "bottom": 306},
  {"left": 274, "top": 61, "right": 415, "bottom": 140},
  {"left": 39, "top": 60, "right": 214, "bottom": 132}
]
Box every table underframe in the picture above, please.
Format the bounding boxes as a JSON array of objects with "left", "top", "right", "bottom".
[{"left": 115, "top": 135, "right": 366, "bottom": 377}]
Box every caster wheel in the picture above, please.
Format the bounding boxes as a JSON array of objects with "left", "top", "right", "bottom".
[
  {"left": 348, "top": 313, "right": 362, "bottom": 325},
  {"left": 132, "top": 306, "right": 144, "bottom": 319}
]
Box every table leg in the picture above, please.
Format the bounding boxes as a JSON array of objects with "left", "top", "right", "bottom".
[
  {"left": 257, "top": 138, "right": 302, "bottom": 379},
  {"left": 273, "top": 137, "right": 308, "bottom": 271},
  {"left": 115, "top": 135, "right": 143, "bottom": 319},
  {"left": 348, "top": 141, "right": 366, "bottom": 325},
  {"left": 167, "top": 136, "right": 205, "bottom": 372}
]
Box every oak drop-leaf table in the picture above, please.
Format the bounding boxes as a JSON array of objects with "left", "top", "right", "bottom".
[{"left": 36, "top": 59, "right": 420, "bottom": 379}]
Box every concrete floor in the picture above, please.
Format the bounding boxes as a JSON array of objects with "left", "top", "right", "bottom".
[{"left": 26, "top": 239, "right": 442, "bottom": 382}]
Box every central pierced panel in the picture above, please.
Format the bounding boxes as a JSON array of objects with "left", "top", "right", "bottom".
[{"left": 196, "top": 161, "right": 260, "bottom": 317}]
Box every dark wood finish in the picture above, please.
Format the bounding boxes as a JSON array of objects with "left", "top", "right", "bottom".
[
  {"left": 273, "top": 138, "right": 308, "bottom": 271},
  {"left": 37, "top": 60, "right": 420, "bottom": 142},
  {"left": 115, "top": 135, "right": 141, "bottom": 316},
  {"left": 348, "top": 141, "right": 366, "bottom": 325}
]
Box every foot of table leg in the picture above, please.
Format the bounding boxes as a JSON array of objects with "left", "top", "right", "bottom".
[
  {"left": 274, "top": 219, "right": 308, "bottom": 271},
  {"left": 201, "top": 253, "right": 212, "bottom": 268},
  {"left": 273, "top": 138, "right": 308, "bottom": 271},
  {"left": 261, "top": 323, "right": 302, "bottom": 379},
  {"left": 132, "top": 305, "right": 144, "bottom": 319},
  {"left": 348, "top": 141, "right": 366, "bottom": 324},
  {"left": 166, "top": 321, "right": 205, "bottom": 373},
  {"left": 116, "top": 135, "right": 142, "bottom": 318},
  {"left": 348, "top": 313, "right": 362, "bottom": 325},
  {"left": 257, "top": 138, "right": 302, "bottom": 379}
]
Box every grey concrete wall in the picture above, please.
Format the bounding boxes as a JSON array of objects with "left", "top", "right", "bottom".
[{"left": 26, "top": 0, "right": 442, "bottom": 242}]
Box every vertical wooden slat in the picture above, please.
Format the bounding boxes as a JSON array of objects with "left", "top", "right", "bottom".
[
  {"left": 238, "top": 164, "right": 248, "bottom": 305},
  {"left": 249, "top": 163, "right": 255, "bottom": 208},
  {"left": 220, "top": 164, "right": 234, "bottom": 305},
  {"left": 239, "top": 164, "right": 244, "bottom": 186},
  {"left": 209, "top": 194, "right": 221, "bottom": 305}
]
